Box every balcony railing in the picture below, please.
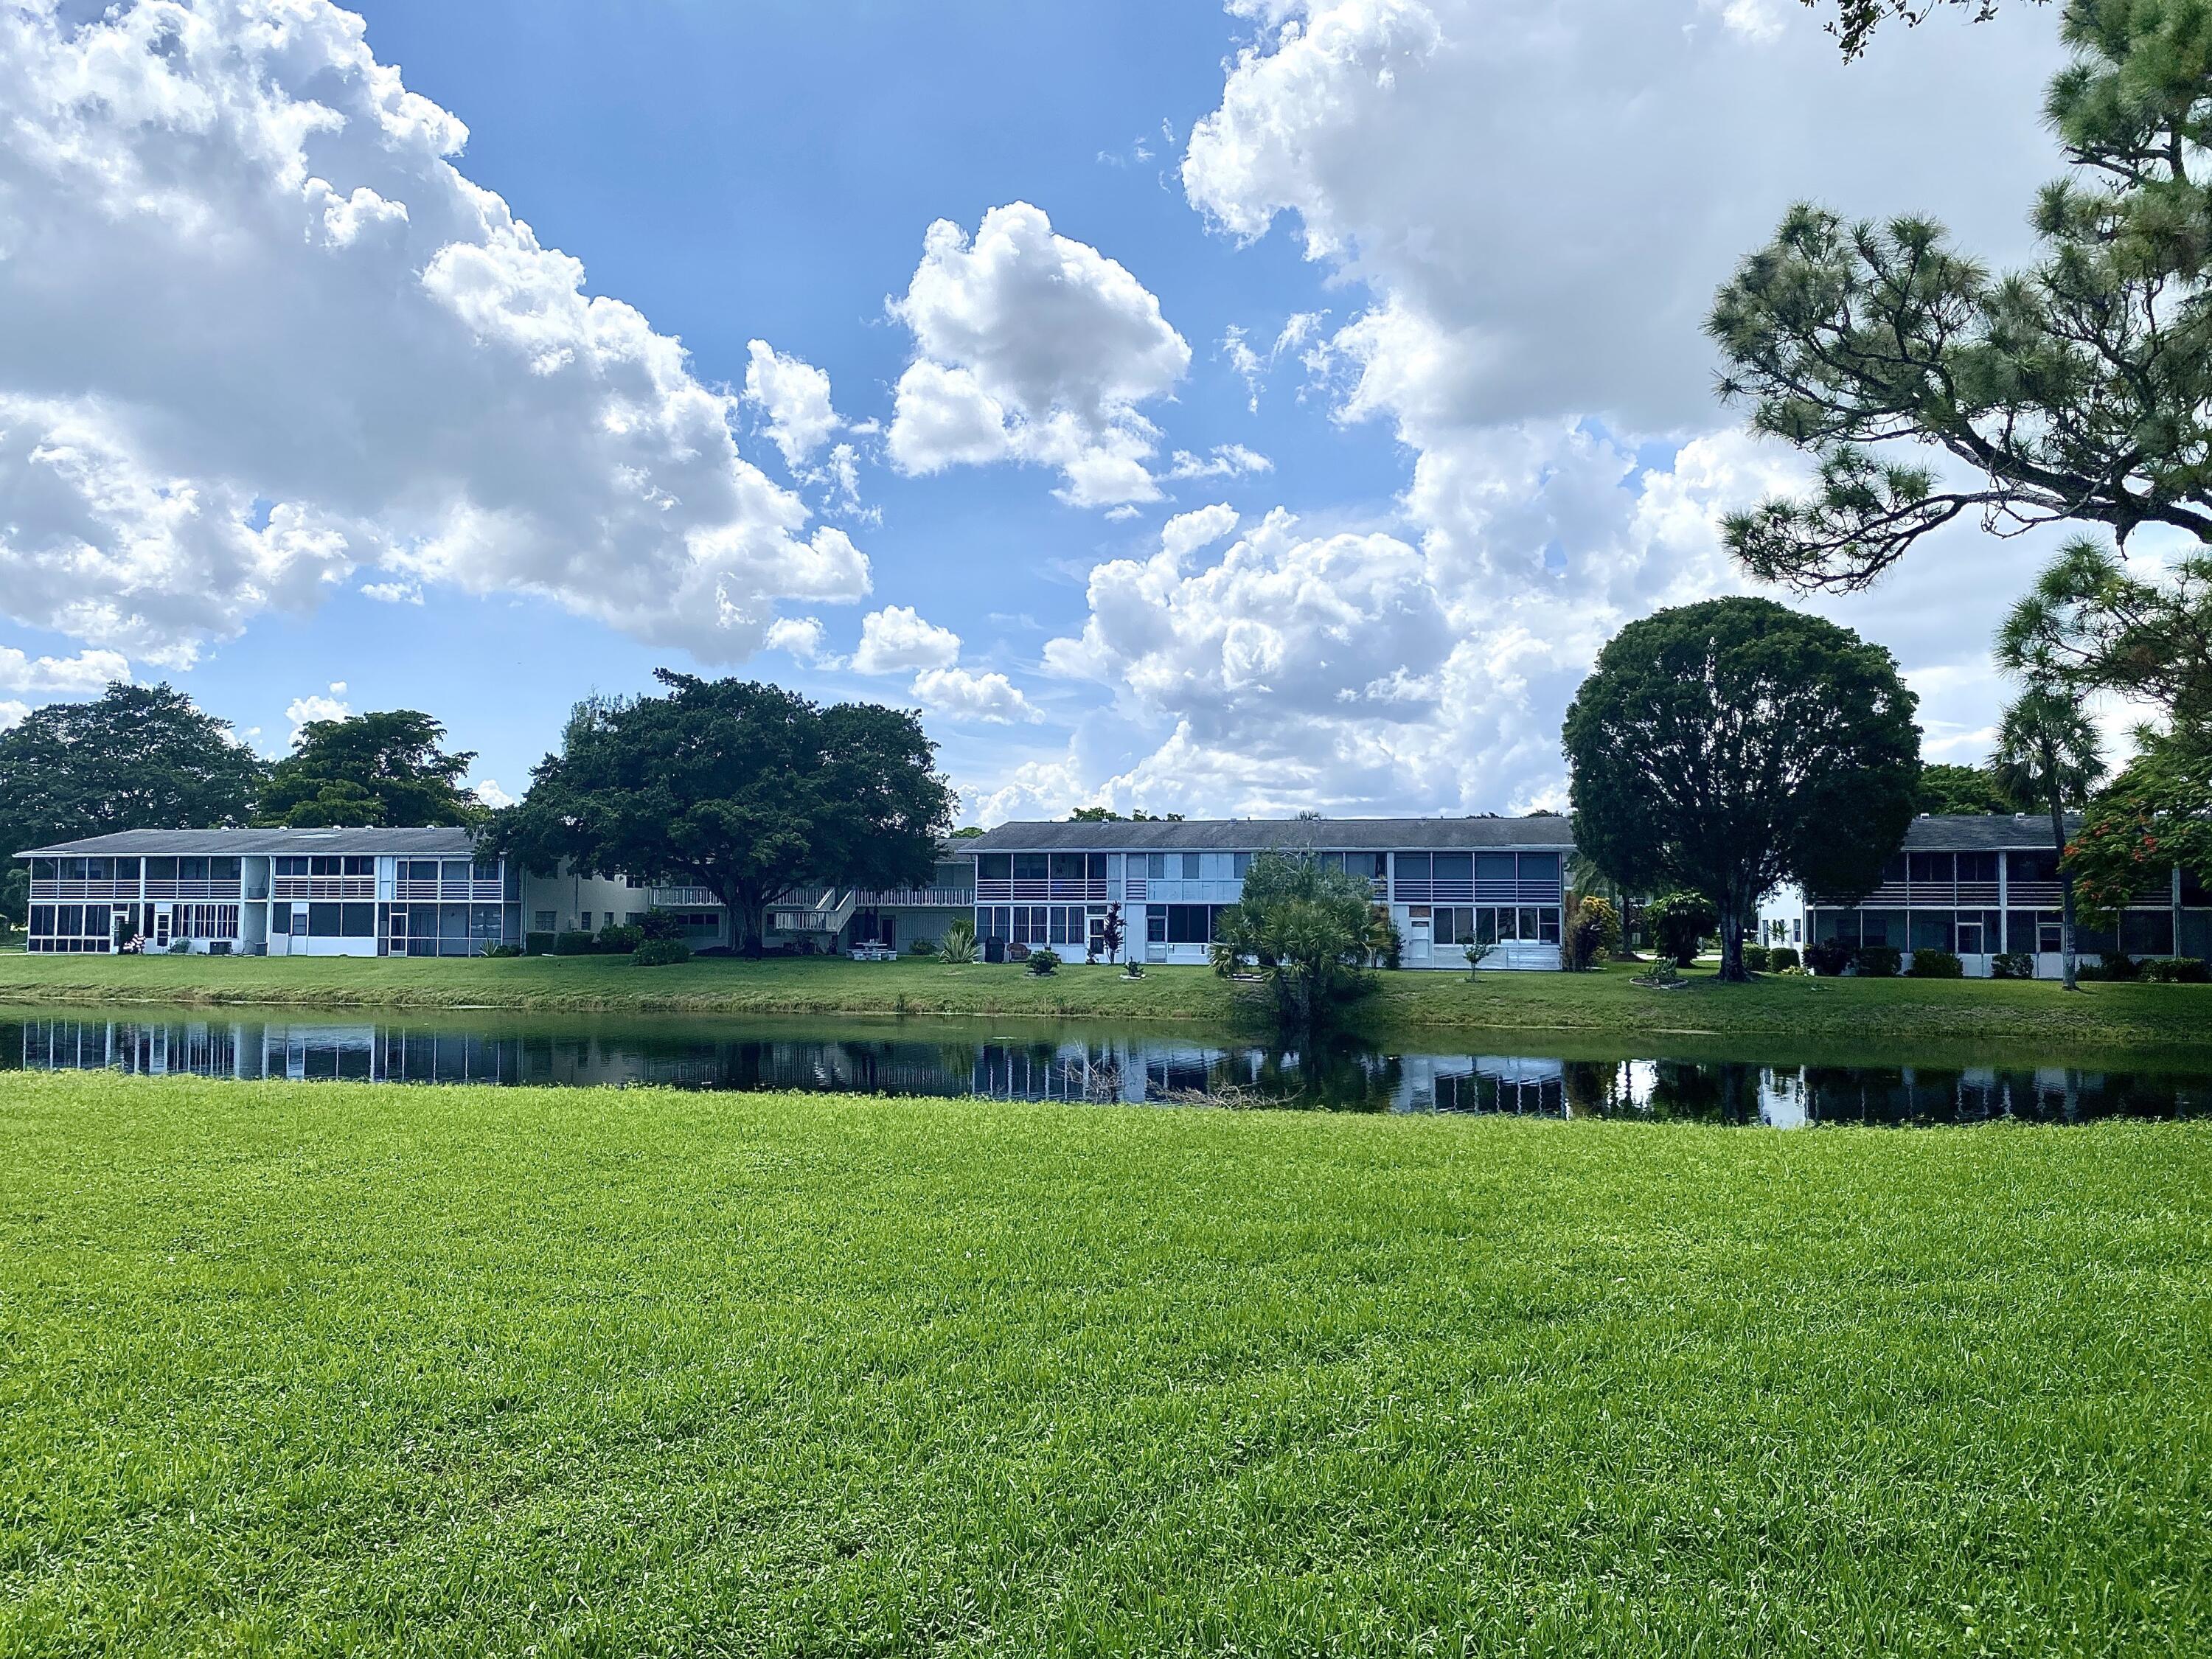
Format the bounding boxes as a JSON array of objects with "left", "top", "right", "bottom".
[
  {"left": 29, "top": 880, "right": 139, "bottom": 902},
  {"left": 142, "top": 880, "right": 243, "bottom": 902},
  {"left": 1393, "top": 880, "right": 1559, "bottom": 905},
  {"left": 974, "top": 880, "right": 1110, "bottom": 903},
  {"left": 394, "top": 880, "right": 509, "bottom": 902},
  {"left": 650, "top": 887, "right": 721, "bottom": 908},
  {"left": 851, "top": 888, "right": 974, "bottom": 908},
  {"left": 272, "top": 877, "right": 376, "bottom": 901}
]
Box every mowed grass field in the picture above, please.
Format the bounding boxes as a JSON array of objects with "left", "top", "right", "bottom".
[
  {"left": 2, "top": 1074, "right": 2208, "bottom": 1654},
  {"left": 2, "top": 950, "right": 2211, "bottom": 1051}
]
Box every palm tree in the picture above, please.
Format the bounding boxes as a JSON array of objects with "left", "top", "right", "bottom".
[{"left": 1991, "top": 685, "right": 2106, "bottom": 991}]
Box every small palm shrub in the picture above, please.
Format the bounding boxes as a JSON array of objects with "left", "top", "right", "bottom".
[
  {"left": 1992, "top": 950, "right": 2037, "bottom": 979},
  {"left": 938, "top": 918, "right": 978, "bottom": 965}
]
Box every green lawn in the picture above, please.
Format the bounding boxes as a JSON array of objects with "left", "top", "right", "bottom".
[
  {"left": 1, "top": 948, "right": 2209, "bottom": 1051},
  {"left": 1, "top": 1074, "right": 2205, "bottom": 1654}
]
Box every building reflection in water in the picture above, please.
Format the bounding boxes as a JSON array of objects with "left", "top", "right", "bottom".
[{"left": 7, "top": 1013, "right": 2208, "bottom": 1125}]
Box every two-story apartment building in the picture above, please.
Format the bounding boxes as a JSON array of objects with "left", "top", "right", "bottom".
[
  {"left": 1803, "top": 814, "right": 2211, "bottom": 976},
  {"left": 961, "top": 816, "right": 1577, "bottom": 970},
  {"left": 18, "top": 827, "right": 521, "bottom": 956}
]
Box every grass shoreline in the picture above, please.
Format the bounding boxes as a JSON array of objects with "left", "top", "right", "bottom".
[
  {"left": 1, "top": 950, "right": 2209, "bottom": 1051},
  {"left": 3, "top": 1071, "right": 2206, "bottom": 1654}
]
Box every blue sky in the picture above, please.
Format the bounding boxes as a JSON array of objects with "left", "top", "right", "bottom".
[{"left": 0, "top": 0, "right": 2080, "bottom": 818}]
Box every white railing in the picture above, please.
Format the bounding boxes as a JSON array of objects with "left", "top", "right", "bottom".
[
  {"left": 272, "top": 877, "right": 377, "bottom": 901},
  {"left": 973, "top": 880, "right": 1108, "bottom": 902},
  {"left": 143, "top": 880, "right": 243, "bottom": 901},
  {"left": 851, "top": 888, "right": 974, "bottom": 908},
  {"left": 29, "top": 880, "right": 139, "bottom": 902},
  {"left": 650, "top": 887, "right": 720, "bottom": 908},
  {"left": 394, "top": 880, "right": 509, "bottom": 902}
]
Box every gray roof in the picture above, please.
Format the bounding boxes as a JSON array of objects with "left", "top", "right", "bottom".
[
  {"left": 962, "top": 816, "right": 1576, "bottom": 853},
  {"left": 1900, "top": 813, "right": 2080, "bottom": 852},
  {"left": 16, "top": 827, "right": 481, "bottom": 858}
]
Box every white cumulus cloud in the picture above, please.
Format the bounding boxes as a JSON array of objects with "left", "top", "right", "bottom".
[
  {"left": 283, "top": 681, "right": 352, "bottom": 745},
  {"left": 910, "top": 666, "right": 1043, "bottom": 725},
  {"left": 886, "top": 203, "right": 1192, "bottom": 507},
  {"left": 0, "top": 645, "right": 131, "bottom": 696},
  {"left": 852, "top": 605, "right": 961, "bottom": 675},
  {"left": 742, "top": 340, "right": 841, "bottom": 468},
  {"left": 0, "top": 0, "right": 870, "bottom": 669}
]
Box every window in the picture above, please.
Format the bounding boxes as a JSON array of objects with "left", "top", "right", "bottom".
[
  {"left": 406, "top": 860, "right": 439, "bottom": 883},
  {"left": 1397, "top": 853, "right": 1430, "bottom": 885},
  {"left": 1475, "top": 854, "right": 1514, "bottom": 886},
  {"left": 341, "top": 903, "right": 376, "bottom": 938},
  {"left": 1166, "top": 904, "right": 1210, "bottom": 944},
  {"left": 310, "top": 856, "right": 341, "bottom": 877},
  {"left": 1343, "top": 852, "right": 1384, "bottom": 882},
  {"left": 473, "top": 859, "right": 501, "bottom": 883},
  {"left": 441, "top": 861, "right": 472, "bottom": 886},
  {"left": 145, "top": 858, "right": 175, "bottom": 880},
  {"left": 29, "top": 905, "right": 55, "bottom": 937},
  {"left": 308, "top": 902, "right": 341, "bottom": 937},
  {"left": 1013, "top": 853, "right": 1048, "bottom": 882},
  {"left": 1145, "top": 853, "right": 1166, "bottom": 880},
  {"left": 1088, "top": 854, "right": 1107, "bottom": 880},
  {"left": 1146, "top": 909, "right": 1166, "bottom": 943},
  {"left": 276, "top": 858, "right": 309, "bottom": 877},
  {"left": 1539, "top": 908, "right": 1561, "bottom": 945},
  {"left": 1433, "top": 853, "right": 1472, "bottom": 886},
  {"left": 579, "top": 912, "right": 593, "bottom": 931},
  {"left": 290, "top": 906, "right": 308, "bottom": 937},
  {"left": 1880, "top": 854, "right": 1908, "bottom": 885},
  {"left": 1956, "top": 852, "right": 1998, "bottom": 883},
  {"left": 113, "top": 859, "right": 139, "bottom": 880},
  {"left": 978, "top": 854, "right": 1010, "bottom": 881},
  {"left": 2009, "top": 849, "right": 2061, "bottom": 884},
  {"left": 211, "top": 858, "right": 240, "bottom": 881},
  {"left": 1232, "top": 852, "right": 1252, "bottom": 877},
  {"left": 2039, "top": 917, "right": 2063, "bottom": 953},
  {"left": 1182, "top": 853, "right": 1202, "bottom": 880},
  {"left": 627, "top": 912, "right": 643, "bottom": 928},
  {"left": 2121, "top": 911, "right": 2175, "bottom": 956},
  {"left": 1862, "top": 910, "right": 1907, "bottom": 949},
  {"left": 533, "top": 910, "right": 555, "bottom": 933},
  {"left": 178, "top": 858, "right": 209, "bottom": 880},
  {"left": 1518, "top": 852, "right": 1561, "bottom": 888},
  {"left": 1050, "top": 853, "right": 1085, "bottom": 882},
  {"left": 1909, "top": 912, "right": 1955, "bottom": 953},
  {"left": 345, "top": 856, "right": 375, "bottom": 877},
  {"left": 1908, "top": 852, "right": 1953, "bottom": 885},
  {"left": 1434, "top": 908, "right": 1475, "bottom": 945}
]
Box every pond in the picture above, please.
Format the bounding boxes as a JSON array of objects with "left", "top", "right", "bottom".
[{"left": 4, "top": 1004, "right": 2209, "bottom": 1125}]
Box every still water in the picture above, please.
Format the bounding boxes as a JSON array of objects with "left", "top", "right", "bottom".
[{"left": 4, "top": 1005, "right": 2208, "bottom": 1126}]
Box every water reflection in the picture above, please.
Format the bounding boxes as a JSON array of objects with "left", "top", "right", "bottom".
[{"left": 7, "top": 1009, "right": 2208, "bottom": 1126}]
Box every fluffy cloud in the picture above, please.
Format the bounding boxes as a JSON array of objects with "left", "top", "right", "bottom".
[
  {"left": 765, "top": 615, "right": 842, "bottom": 667},
  {"left": 470, "top": 777, "right": 515, "bottom": 810},
  {"left": 887, "top": 204, "right": 1192, "bottom": 507},
  {"left": 0, "top": 644, "right": 131, "bottom": 696},
  {"left": 910, "top": 667, "right": 1043, "bottom": 725},
  {"left": 742, "top": 340, "right": 841, "bottom": 467},
  {"left": 852, "top": 605, "right": 961, "bottom": 675},
  {"left": 1166, "top": 444, "right": 1273, "bottom": 481},
  {"left": 0, "top": 702, "right": 27, "bottom": 731},
  {"left": 283, "top": 681, "right": 351, "bottom": 745},
  {"left": 1004, "top": 0, "right": 2070, "bottom": 815},
  {"left": 0, "top": 0, "right": 869, "bottom": 668}
]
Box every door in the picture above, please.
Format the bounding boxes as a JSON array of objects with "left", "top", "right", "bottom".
[
  {"left": 151, "top": 905, "right": 172, "bottom": 950},
  {"left": 1406, "top": 916, "right": 1432, "bottom": 965},
  {"left": 386, "top": 908, "right": 406, "bottom": 959}
]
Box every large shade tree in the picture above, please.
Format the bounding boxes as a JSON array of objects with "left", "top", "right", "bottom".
[
  {"left": 0, "top": 684, "right": 265, "bottom": 922},
  {"left": 1991, "top": 682, "right": 2106, "bottom": 989},
  {"left": 1212, "top": 851, "right": 1380, "bottom": 1031},
  {"left": 1563, "top": 598, "right": 1922, "bottom": 981},
  {"left": 491, "top": 673, "right": 954, "bottom": 956},
  {"left": 257, "top": 710, "right": 483, "bottom": 827}
]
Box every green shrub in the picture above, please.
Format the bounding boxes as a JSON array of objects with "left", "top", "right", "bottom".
[
  {"left": 1026, "top": 947, "right": 1060, "bottom": 976},
  {"left": 597, "top": 922, "right": 644, "bottom": 955},
  {"left": 1740, "top": 943, "right": 1772, "bottom": 973},
  {"left": 1767, "top": 946, "right": 1800, "bottom": 972},
  {"left": 2138, "top": 956, "right": 2211, "bottom": 984},
  {"left": 1804, "top": 939, "right": 1851, "bottom": 975},
  {"left": 481, "top": 943, "right": 524, "bottom": 959},
  {"left": 554, "top": 930, "right": 597, "bottom": 956},
  {"left": 632, "top": 936, "right": 691, "bottom": 967},
  {"left": 1854, "top": 945, "right": 1901, "bottom": 978},
  {"left": 1645, "top": 891, "right": 1718, "bottom": 967},
  {"left": 1992, "top": 951, "right": 2037, "bottom": 980},
  {"left": 938, "top": 918, "right": 978, "bottom": 965},
  {"left": 1906, "top": 947, "right": 1964, "bottom": 978},
  {"left": 2081, "top": 951, "right": 2138, "bottom": 982},
  {"left": 1560, "top": 896, "right": 1622, "bottom": 972},
  {"left": 906, "top": 937, "right": 938, "bottom": 957},
  {"left": 525, "top": 931, "right": 555, "bottom": 957},
  {"left": 638, "top": 908, "right": 687, "bottom": 942}
]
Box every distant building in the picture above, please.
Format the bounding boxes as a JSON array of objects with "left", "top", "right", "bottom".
[
  {"left": 1800, "top": 814, "right": 2211, "bottom": 975},
  {"left": 959, "top": 817, "right": 1577, "bottom": 969}
]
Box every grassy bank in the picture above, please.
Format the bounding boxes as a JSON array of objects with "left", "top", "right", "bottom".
[
  {"left": 1, "top": 1073, "right": 2206, "bottom": 1654},
  {"left": 1, "top": 949, "right": 2209, "bottom": 1050}
]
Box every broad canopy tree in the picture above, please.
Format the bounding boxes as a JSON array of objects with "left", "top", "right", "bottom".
[
  {"left": 1212, "top": 850, "right": 1380, "bottom": 1030},
  {"left": 490, "top": 673, "right": 955, "bottom": 956},
  {"left": 257, "top": 710, "right": 483, "bottom": 828},
  {"left": 1563, "top": 598, "right": 1922, "bottom": 982},
  {"left": 0, "top": 684, "right": 265, "bottom": 922}
]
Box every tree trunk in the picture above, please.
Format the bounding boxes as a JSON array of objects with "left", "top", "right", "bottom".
[
  {"left": 1717, "top": 894, "right": 1747, "bottom": 983},
  {"left": 2048, "top": 796, "right": 2079, "bottom": 992}
]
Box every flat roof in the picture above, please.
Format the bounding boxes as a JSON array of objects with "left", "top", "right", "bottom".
[
  {"left": 961, "top": 816, "right": 1576, "bottom": 853},
  {"left": 17, "top": 827, "right": 482, "bottom": 858},
  {"left": 1899, "top": 813, "right": 2082, "bottom": 852}
]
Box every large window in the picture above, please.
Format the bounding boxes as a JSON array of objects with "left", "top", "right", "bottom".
[
  {"left": 1165, "top": 904, "right": 1211, "bottom": 944},
  {"left": 977, "top": 854, "right": 1010, "bottom": 881},
  {"left": 27, "top": 903, "right": 112, "bottom": 952},
  {"left": 1957, "top": 852, "right": 1998, "bottom": 883}
]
